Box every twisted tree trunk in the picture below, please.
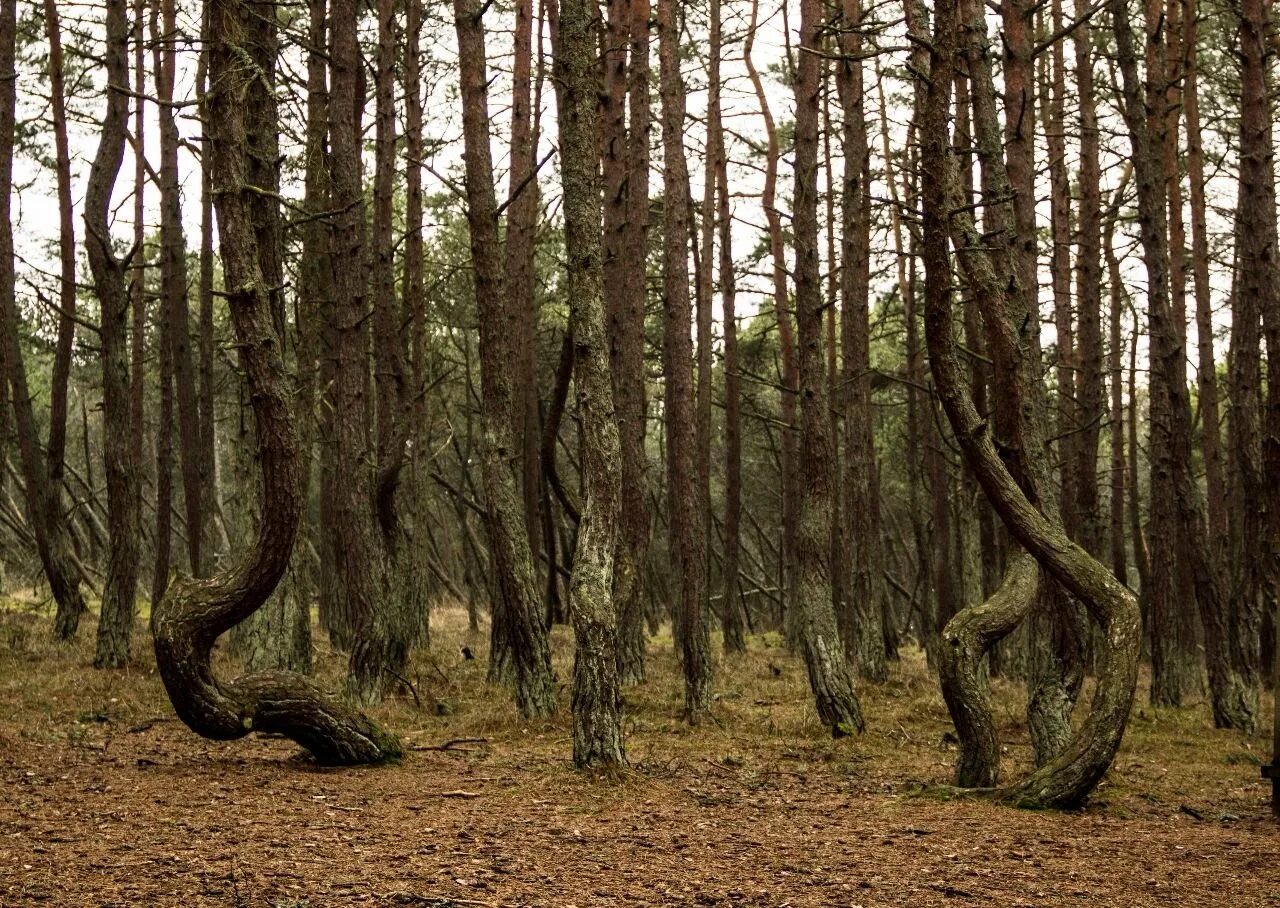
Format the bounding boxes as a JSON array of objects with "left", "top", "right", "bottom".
[
  {"left": 153, "top": 0, "right": 398, "bottom": 766},
  {"left": 922, "top": 0, "right": 1140, "bottom": 809}
]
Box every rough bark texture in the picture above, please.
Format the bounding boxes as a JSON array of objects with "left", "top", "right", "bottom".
[
  {"left": 792, "top": 0, "right": 864, "bottom": 738},
  {"left": 41, "top": 0, "right": 76, "bottom": 555},
  {"left": 940, "top": 555, "right": 1039, "bottom": 787},
  {"left": 921, "top": 0, "right": 1141, "bottom": 809},
  {"left": 604, "top": 0, "right": 654, "bottom": 683},
  {"left": 454, "top": 0, "right": 556, "bottom": 720},
  {"left": 658, "top": 0, "right": 712, "bottom": 723},
  {"left": 712, "top": 0, "right": 744, "bottom": 656},
  {"left": 1229, "top": 0, "right": 1275, "bottom": 727},
  {"left": 1071, "top": 0, "right": 1104, "bottom": 562},
  {"left": 86, "top": 0, "right": 139, "bottom": 667},
  {"left": 837, "top": 0, "right": 886, "bottom": 683},
  {"left": 1114, "top": 0, "right": 1252, "bottom": 728},
  {"left": 153, "top": 0, "right": 399, "bottom": 767},
  {"left": 154, "top": 0, "right": 203, "bottom": 580},
  {"left": 556, "top": 0, "right": 626, "bottom": 768},
  {"left": 1181, "top": 0, "right": 1226, "bottom": 551},
  {"left": 327, "top": 0, "right": 398, "bottom": 705}
]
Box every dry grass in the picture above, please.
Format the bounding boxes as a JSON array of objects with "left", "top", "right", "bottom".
[{"left": 0, "top": 597, "right": 1276, "bottom": 906}]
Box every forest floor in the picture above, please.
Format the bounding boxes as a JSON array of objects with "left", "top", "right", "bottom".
[{"left": 0, "top": 599, "right": 1276, "bottom": 908}]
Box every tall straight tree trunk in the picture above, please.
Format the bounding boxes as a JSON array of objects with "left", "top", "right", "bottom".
[
  {"left": 1042, "top": 5, "right": 1078, "bottom": 545},
  {"left": 792, "top": 0, "right": 863, "bottom": 738},
  {"left": 328, "top": 0, "right": 388, "bottom": 705},
  {"left": 1253, "top": 0, "right": 1280, "bottom": 705},
  {"left": 556, "top": 0, "right": 625, "bottom": 767},
  {"left": 711, "top": 0, "right": 745, "bottom": 655},
  {"left": 1104, "top": 180, "right": 1130, "bottom": 584},
  {"left": 744, "top": 0, "right": 798, "bottom": 608},
  {"left": 453, "top": 0, "right": 556, "bottom": 719},
  {"left": 1073, "top": 0, "right": 1105, "bottom": 565},
  {"left": 603, "top": 0, "right": 654, "bottom": 683},
  {"left": 129, "top": 0, "right": 148, "bottom": 596},
  {"left": 86, "top": 0, "right": 138, "bottom": 667},
  {"left": 1227, "top": 0, "right": 1276, "bottom": 727},
  {"left": 1113, "top": 0, "right": 1252, "bottom": 728},
  {"left": 837, "top": 0, "right": 886, "bottom": 682},
  {"left": 0, "top": 0, "right": 87, "bottom": 642},
  {"left": 153, "top": 0, "right": 203, "bottom": 579},
  {"left": 658, "top": 0, "right": 711, "bottom": 723},
  {"left": 495, "top": 0, "right": 546, "bottom": 681},
  {"left": 694, "top": 4, "right": 715, "bottom": 662},
  {"left": 1182, "top": 0, "right": 1225, "bottom": 549},
  {"left": 41, "top": 0, "right": 76, "bottom": 549},
  {"left": 196, "top": 0, "right": 217, "bottom": 566}
]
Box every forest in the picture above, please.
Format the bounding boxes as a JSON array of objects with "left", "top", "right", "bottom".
[{"left": 0, "top": 0, "right": 1277, "bottom": 903}]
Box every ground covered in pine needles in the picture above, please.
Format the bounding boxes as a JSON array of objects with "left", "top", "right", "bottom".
[{"left": 0, "top": 598, "right": 1276, "bottom": 907}]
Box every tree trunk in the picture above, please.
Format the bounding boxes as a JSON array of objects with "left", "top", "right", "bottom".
[
  {"left": 1181, "top": 0, "right": 1226, "bottom": 550},
  {"left": 922, "top": 0, "right": 1141, "bottom": 808},
  {"left": 792, "top": 0, "right": 864, "bottom": 738},
  {"left": 86, "top": 0, "right": 139, "bottom": 667},
  {"left": 603, "top": 0, "right": 654, "bottom": 683},
  {"left": 556, "top": 0, "right": 626, "bottom": 768},
  {"left": 744, "top": 0, "right": 798, "bottom": 612},
  {"left": 0, "top": 0, "right": 88, "bottom": 642},
  {"left": 658, "top": 0, "right": 712, "bottom": 723},
  {"left": 712, "top": 0, "right": 745, "bottom": 656},
  {"left": 454, "top": 0, "right": 557, "bottom": 720},
  {"left": 328, "top": 0, "right": 391, "bottom": 705},
  {"left": 228, "top": 0, "right": 312, "bottom": 673},
  {"left": 836, "top": 0, "right": 886, "bottom": 682},
  {"left": 154, "top": 0, "right": 203, "bottom": 579},
  {"left": 153, "top": 0, "right": 398, "bottom": 766}
]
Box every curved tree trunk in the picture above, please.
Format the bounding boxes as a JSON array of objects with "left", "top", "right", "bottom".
[
  {"left": 922, "top": 0, "right": 1140, "bottom": 810},
  {"left": 153, "top": 0, "right": 398, "bottom": 767},
  {"left": 940, "top": 554, "right": 1038, "bottom": 787}
]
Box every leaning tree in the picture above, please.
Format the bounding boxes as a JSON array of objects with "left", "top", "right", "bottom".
[
  {"left": 920, "top": 0, "right": 1141, "bottom": 809},
  {"left": 151, "top": 0, "right": 398, "bottom": 766}
]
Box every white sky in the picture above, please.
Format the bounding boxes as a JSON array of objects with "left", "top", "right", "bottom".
[{"left": 9, "top": 1, "right": 1248, "bottom": 386}]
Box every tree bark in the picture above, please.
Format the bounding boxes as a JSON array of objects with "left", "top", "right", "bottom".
[
  {"left": 0, "top": 0, "right": 88, "bottom": 642},
  {"left": 658, "top": 0, "right": 712, "bottom": 723},
  {"left": 153, "top": 0, "right": 399, "bottom": 766},
  {"left": 603, "top": 0, "right": 654, "bottom": 683},
  {"left": 744, "top": 0, "right": 798, "bottom": 611},
  {"left": 556, "top": 0, "right": 626, "bottom": 768},
  {"left": 836, "top": 0, "right": 886, "bottom": 682},
  {"left": 454, "top": 0, "right": 557, "bottom": 719},
  {"left": 921, "top": 0, "right": 1141, "bottom": 808},
  {"left": 792, "top": 0, "right": 864, "bottom": 738},
  {"left": 86, "top": 0, "right": 139, "bottom": 667}
]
